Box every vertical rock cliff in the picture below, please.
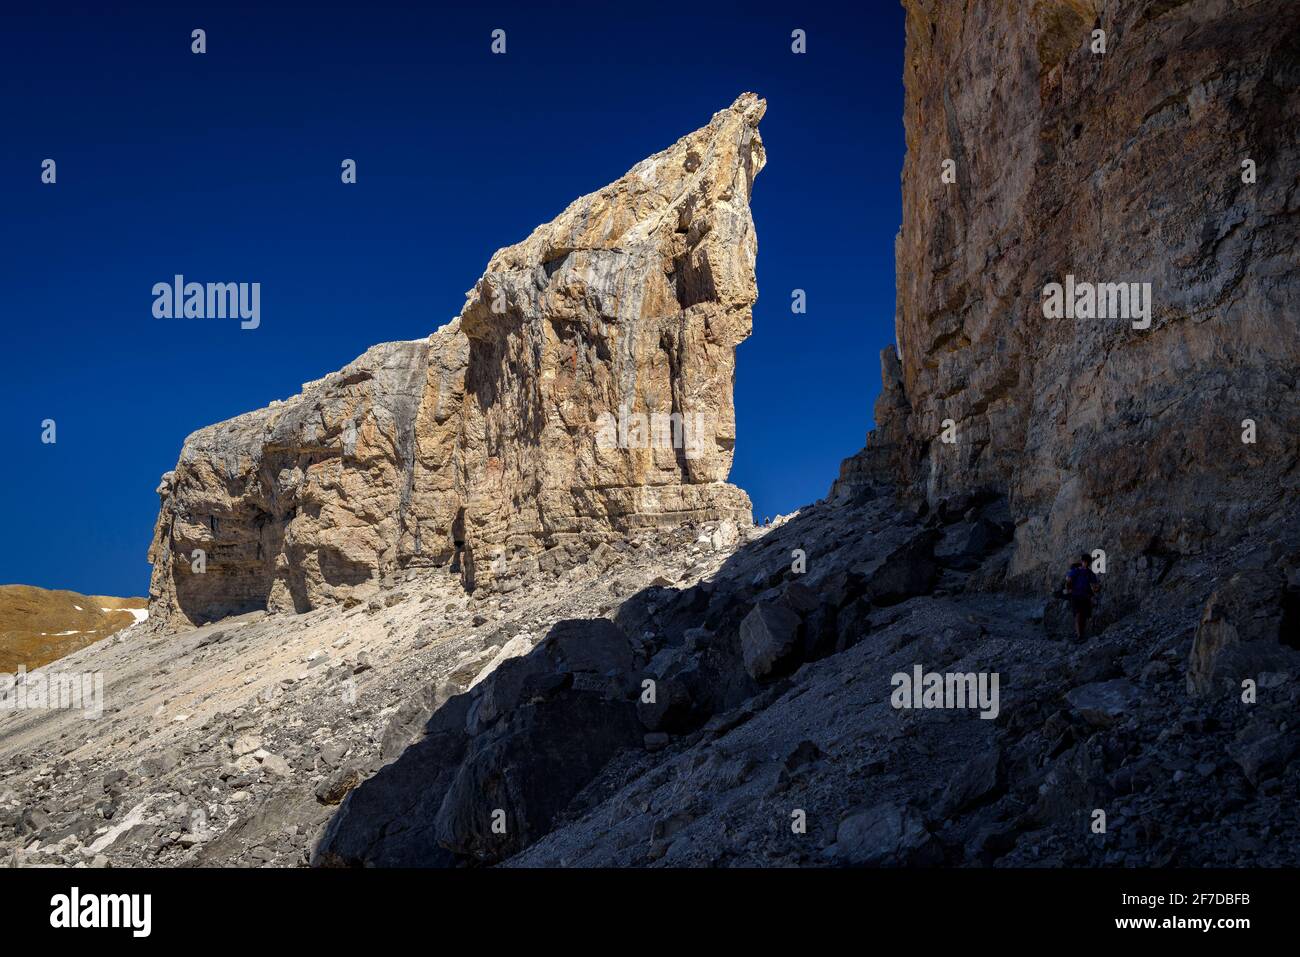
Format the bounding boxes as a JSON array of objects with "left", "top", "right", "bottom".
[
  {"left": 842, "top": 0, "right": 1299, "bottom": 599},
  {"left": 147, "top": 95, "right": 764, "bottom": 627},
  {"left": 455, "top": 92, "right": 765, "bottom": 583}
]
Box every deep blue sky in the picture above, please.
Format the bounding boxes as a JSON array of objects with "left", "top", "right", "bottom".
[{"left": 1, "top": 1, "right": 905, "bottom": 597}]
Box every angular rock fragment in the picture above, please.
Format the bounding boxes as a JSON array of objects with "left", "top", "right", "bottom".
[
  {"left": 834, "top": 803, "right": 942, "bottom": 867},
  {"left": 938, "top": 747, "right": 1004, "bottom": 817},
  {"left": 1187, "top": 568, "right": 1299, "bottom": 696},
  {"left": 1064, "top": 679, "right": 1142, "bottom": 727},
  {"left": 739, "top": 602, "right": 803, "bottom": 681}
]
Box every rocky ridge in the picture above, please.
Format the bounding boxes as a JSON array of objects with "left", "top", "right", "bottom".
[
  {"left": 5, "top": 2, "right": 1299, "bottom": 870},
  {"left": 0, "top": 518, "right": 758, "bottom": 866},
  {"left": 4, "top": 490, "right": 1298, "bottom": 868},
  {"left": 147, "top": 94, "right": 765, "bottom": 628}
]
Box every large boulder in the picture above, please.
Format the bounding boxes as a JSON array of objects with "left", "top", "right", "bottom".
[
  {"left": 379, "top": 680, "right": 452, "bottom": 763},
  {"left": 934, "top": 517, "right": 1007, "bottom": 570},
  {"left": 739, "top": 602, "right": 803, "bottom": 681},
  {"left": 1064, "top": 679, "right": 1142, "bottom": 727},
  {"left": 542, "top": 618, "right": 636, "bottom": 676},
  {"left": 834, "top": 803, "right": 942, "bottom": 867},
  {"left": 1227, "top": 725, "right": 1297, "bottom": 788},
  {"left": 636, "top": 648, "right": 700, "bottom": 733},
  {"left": 1187, "top": 568, "right": 1299, "bottom": 696},
  {"left": 937, "top": 747, "right": 1004, "bottom": 818},
  {"left": 311, "top": 693, "right": 473, "bottom": 867},
  {"left": 434, "top": 685, "right": 641, "bottom": 862},
  {"left": 855, "top": 530, "right": 938, "bottom": 607}
]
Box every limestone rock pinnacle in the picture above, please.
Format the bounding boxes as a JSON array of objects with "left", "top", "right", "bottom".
[{"left": 148, "top": 95, "right": 765, "bottom": 627}]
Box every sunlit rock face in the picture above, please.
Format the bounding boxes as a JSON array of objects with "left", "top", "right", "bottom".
[
  {"left": 455, "top": 92, "right": 765, "bottom": 583},
  {"left": 841, "top": 0, "right": 1298, "bottom": 600},
  {"left": 148, "top": 95, "right": 764, "bottom": 627},
  {"left": 146, "top": 334, "right": 458, "bottom": 626}
]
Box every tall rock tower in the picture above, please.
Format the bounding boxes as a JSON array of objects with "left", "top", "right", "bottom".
[{"left": 147, "top": 95, "right": 765, "bottom": 627}]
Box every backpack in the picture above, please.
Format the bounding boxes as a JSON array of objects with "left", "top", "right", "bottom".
[{"left": 1058, "top": 565, "right": 1093, "bottom": 600}]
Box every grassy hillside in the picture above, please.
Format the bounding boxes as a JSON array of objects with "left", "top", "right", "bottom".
[{"left": 0, "top": 585, "right": 148, "bottom": 672}]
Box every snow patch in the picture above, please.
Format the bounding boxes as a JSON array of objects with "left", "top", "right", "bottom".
[{"left": 102, "top": 607, "right": 149, "bottom": 623}]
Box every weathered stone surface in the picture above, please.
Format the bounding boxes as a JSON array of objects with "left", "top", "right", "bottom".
[
  {"left": 378, "top": 681, "right": 444, "bottom": 763},
  {"left": 1187, "top": 567, "right": 1300, "bottom": 696},
  {"left": 434, "top": 689, "right": 642, "bottom": 863},
  {"left": 938, "top": 747, "right": 1004, "bottom": 818},
  {"left": 739, "top": 601, "right": 803, "bottom": 680},
  {"left": 148, "top": 95, "right": 765, "bottom": 627},
  {"left": 454, "top": 94, "right": 767, "bottom": 587},
  {"left": 834, "top": 803, "right": 942, "bottom": 867},
  {"left": 312, "top": 696, "right": 471, "bottom": 868},
  {"left": 1227, "top": 727, "right": 1297, "bottom": 787},
  {"left": 1064, "top": 678, "right": 1142, "bottom": 727},
  {"left": 636, "top": 648, "right": 698, "bottom": 733},
  {"left": 315, "top": 766, "right": 364, "bottom": 806},
  {"left": 856, "top": 529, "right": 939, "bottom": 606},
  {"left": 838, "top": 1, "right": 1300, "bottom": 601},
  {"left": 541, "top": 618, "right": 635, "bottom": 676},
  {"left": 147, "top": 333, "right": 457, "bottom": 626}
]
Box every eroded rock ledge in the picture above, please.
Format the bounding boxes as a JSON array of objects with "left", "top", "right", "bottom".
[{"left": 148, "top": 94, "right": 766, "bottom": 627}]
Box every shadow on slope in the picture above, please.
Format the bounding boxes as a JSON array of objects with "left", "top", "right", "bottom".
[
  {"left": 313, "top": 481, "right": 1300, "bottom": 867},
  {"left": 310, "top": 481, "right": 1013, "bottom": 865}
]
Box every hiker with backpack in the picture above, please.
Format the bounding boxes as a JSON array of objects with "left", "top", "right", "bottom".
[{"left": 1063, "top": 551, "right": 1101, "bottom": 642}]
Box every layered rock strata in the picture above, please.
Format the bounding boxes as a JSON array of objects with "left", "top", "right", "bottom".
[
  {"left": 839, "top": 0, "right": 1299, "bottom": 601},
  {"left": 148, "top": 94, "right": 765, "bottom": 627}
]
